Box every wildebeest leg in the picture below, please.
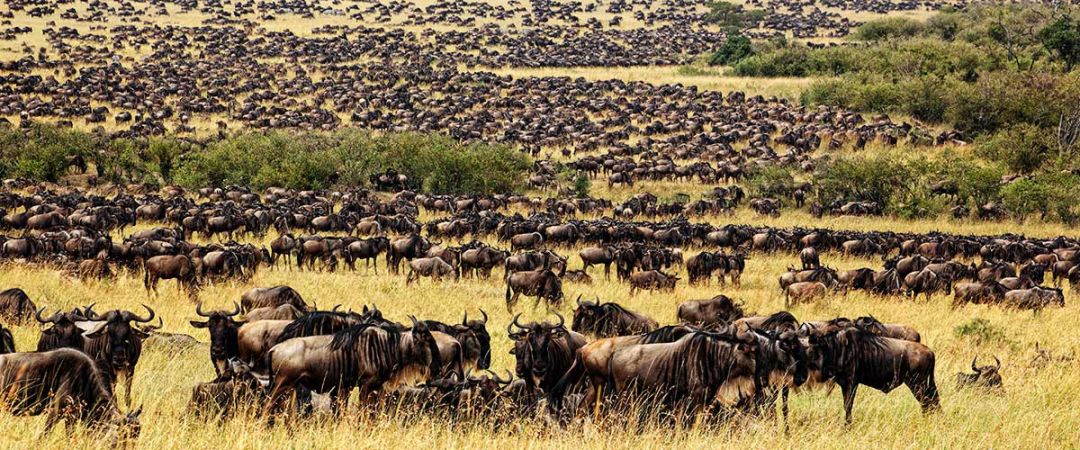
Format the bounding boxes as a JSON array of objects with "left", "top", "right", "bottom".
[
  {"left": 841, "top": 382, "right": 858, "bottom": 424},
  {"left": 604, "top": 263, "right": 610, "bottom": 280},
  {"left": 781, "top": 387, "right": 790, "bottom": 433},
  {"left": 908, "top": 373, "right": 940, "bottom": 413}
]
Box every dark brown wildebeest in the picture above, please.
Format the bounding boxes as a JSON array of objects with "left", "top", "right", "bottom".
[
  {"left": 388, "top": 234, "right": 434, "bottom": 274},
  {"left": 0, "top": 349, "right": 142, "bottom": 442},
  {"left": 608, "top": 330, "right": 758, "bottom": 416},
  {"left": 35, "top": 307, "right": 90, "bottom": 352},
  {"left": 733, "top": 311, "right": 800, "bottom": 333},
  {"left": 903, "top": 269, "right": 951, "bottom": 301},
  {"left": 628, "top": 270, "right": 679, "bottom": 295},
  {"left": 240, "top": 286, "right": 307, "bottom": 313},
  {"left": 507, "top": 313, "right": 587, "bottom": 396},
  {"left": 190, "top": 302, "right": 244, "bottom": 377},
  {"left": 505, "top": 269, "right": 564, "bottom": 311},
  {"left": 563, "top": 269, "right": 593, "bottom": 284},
  {"left": 422, "top": 310, "right": 492, "bottom": 372},
  {"left": 676, "top": 295, "right": 745, "bottom": 326},
  {"left": 144, "top": 254, "right": 199, "bottom": 297},
  {"left": 571, "top": 296, "right": 658, "bottom": 337},
  {"left": 579, "top": 246, "right": 616, "bottom": 279},
  {"left": 547, "top": 325, "right": 695, "bottom": 417},
  {"left": 799, "top": 247, "right": 820, "bottom": 270},
  {"left": 838, "top": 268, "right": 877, "bottom": 292},
  {"left": 956, "top": 356, "right": 1002, "bottom": 390},
  {"left": 245, "top": 304, "right": 304, "bottom": 322},
  {"left": 1, "top": 236, "right": 40, "bottom": 260},
  {"left": 264, "top": 319, "right": 441, "bottom": 415},
  {"left": 1071, "top": 265, "right": 1080, "bottom": 291},
  {"left": 0, "top": 323, "right": 13, "bottom": 354},
  {"left": 406, "top": 257, "right": 458, "bottom": 285},
  {"left": 806, "top": 327, "right": 940, "bottom": 424},
  {"left": 79, "top": 305, "right": 157, "bottom": 407},
  {"left": 460, "top": 246, "right": 509, "bottom": 279},
  {"left": 784, "top": 281, "right": 828, "bottom": 308},
  {"left": 685, "top": 251, "right": 724, "bottom": 285},
  {"left": 345, "top": 236, "right": 390, "bottom": 273},
  {"left": 1003, "top": 287, "right": 1065, "bottom": 311},
  {"left": 504, "top": 250, "right": 567, "bottom": 277},
  {"left": 269, "top": 234, "right": 298, "bottom": 268},
  {"left": 0, "top": 287, "right": 35, "bottom": 325},
  {"left": 740, "top": 328, "right": 811, "bottom": 426},
  {"left": 510, "top": 232, "right": 544, "bottom": 252},
  {"left": 951, "top": 281, "right": 1009, "bottom": 308},
  {"left": 778, "top": 267, "right": 839, "bottom": 290},
  {"left": 188, "top": 359, "right": 266, "bottom": 420}
]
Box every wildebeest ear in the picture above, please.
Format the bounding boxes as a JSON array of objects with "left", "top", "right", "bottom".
[
  {"left": 82, "top": 322, "right": 108, "bottom": 337},
  {"left": 508, "top": 348, "right": 516, "bottom": 355},
  {"left": 190, "top": 320, "right": 209, "bottom": 328}
]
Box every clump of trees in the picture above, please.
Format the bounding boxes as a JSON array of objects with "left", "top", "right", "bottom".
[{"left": 0, "top": 125, "right": 532, "bottom": 195}]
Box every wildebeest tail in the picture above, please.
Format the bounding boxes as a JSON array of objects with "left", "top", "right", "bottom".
[{"left": 547, "top": 351, "right": 586, "bottom": 409}]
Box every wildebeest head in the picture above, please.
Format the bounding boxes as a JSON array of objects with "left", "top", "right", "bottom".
[
  {"left": 83, "top": 304, "right": 156, "bottom": 369},
  {"left": 35, "top": 306, "right": 90, "bottom": 351},
  {"left": 456, "top": 309, "right": 491, "bottom": 369},
  {"left": 508, "top": 312, "right": 568, "bottom": 388},
  {"left": 957, "top": 356, "right": 1002, "bottom": 389},
  {"left": 405, "top": 316, "right": 443, "bottom": 378},
  {"left": 190, "top": 301, "right": 244, "bottom": 376},
  {"left": 571, "top": 295, "right": 603, "bottom": 333}
]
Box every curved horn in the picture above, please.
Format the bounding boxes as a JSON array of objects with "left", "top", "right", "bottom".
[
  {"left": 409, "top": 315, "right": 419, "bottom": 329},
  {"left": 228, "top": 301, "right": 241, "bottom": 317},
  {"left": 83, "top": 303, "right": 101, "bottom": 321},
  {"left": 971, "top": 356, "right": 979, "bottom": 372},
  {"left": 35, "top": 306, "right": 52, "bottom": 324},
  {"left": 332, "top": 304, "right": 342, "bottom": 312},
  {"left": 993, "top": 355, "right": 1001, "bottom": 369},
  {"left": 479, "top": 309, "right": 488, "bottom": 324},
  {"left": 575, "top": 294, "right": 582, "bottom": 307},
  {"left": 463, "top": 310, "right": 468, "bottom": 325},
  {"left": 553, "top": 311, "right": 565, "bottom": 328},
  {"left": 512, "top": 312, "right": 525, "bottom": 330},
  {"left": 130, "top": 304, "right": 155, "bottom": 323},
  {"left": 195, "top": 302, "right": 209, "bottom": 317}
]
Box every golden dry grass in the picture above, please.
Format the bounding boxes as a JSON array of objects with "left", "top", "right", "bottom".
[{"left": 0, "top": 223, "right": 1078, "bottom": 448}]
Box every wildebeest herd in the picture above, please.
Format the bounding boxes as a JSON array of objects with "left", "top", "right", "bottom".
[{"left": 0, "top": 182, "right": 1074, "bottom": 445}]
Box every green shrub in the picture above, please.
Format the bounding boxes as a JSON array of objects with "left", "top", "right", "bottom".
[
  {"left": 709, "top": 34, "right": 754, "bottom": 66},
  {"left": 745, "top": 165, "right": 796, "bottom": 198},
  {"left": 813, "top": 155, "right": 914, "bottom": 208},
  {"left": 852, "top": 17, "right": 926, "bottom": 41},
  {"left": 954, "top": 318, "right": 1009, "bottom": 345},
  {"left": 975, "top": 123, "right": 1056, "bottom": 174},
  {"left": 704, "top": 1, "right": 766, "bottom": 31},
  {"left": 0, "top": 124, "right": 95, "bottom": 182}
]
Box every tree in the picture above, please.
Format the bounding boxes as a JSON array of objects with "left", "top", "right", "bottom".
[
  {"left": 1039, "top": 15, "right": 1080, "bottom": 71},
  {"left": 709, "top": 33, "right": 753, "bottom": 65},
  {"left": 704, "top": 1, "right": 766, "bottom": 32}
]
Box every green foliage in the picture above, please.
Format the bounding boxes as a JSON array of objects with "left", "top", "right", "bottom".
[
  {"left": 812, "top": 155, "right": 914, "bottom": 208},
  {"left": 1000, "top": 173, "right": 1080, "bottom": 223},
  {"left": 0, "top": 124, "right": 95, "bottom": 182},
  {"left": 745, "top": 165, "right": 795, "bottom": 199},
  {"left": 1039, "top": 15, "right": 1080, "bottom": 71},
  {"left": 704, "top": 1, "right": 766, "bottom": 31},
  {"left": 954, "top": 318, "right": 1010, "bottom": 345},
  {"left": 975, "top": 123, "right": 1056, "bottom": 174},
  {"left": 573, "top": 173, "right": 591, "bottom": 198},
  {"left": 709, "top": 33, "right": 754, "bottom": 66},
  {"left": 852, "top": 17, "right": 926, "bottom": 41}
]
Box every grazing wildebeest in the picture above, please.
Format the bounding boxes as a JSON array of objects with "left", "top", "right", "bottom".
[
  {"left": 190, "top": 302, "right": 245, "bottom": 376},
  {"left": 956, "top": 356, "right": 1002, "bottom": 390},
  {"left": 406, "top": 257, "right": 458, "bottom": 285},
  {"left": 1003, "top": 287, "right": 1065, "bottom": 311},
  {"left": 903, "top": 268, "right": 952, "bottom": 301},
  {"left": 806, "top": 327, "right": 940, "bottom": 424},
  {"left": 685, "top": 251, "right": 724, "bottom": 285},
  {"left": 628, "top": 270, "right": 679, "bottom": 295},
  {"left": 799, "top": 247, "right": 820, "bottom": 270},
  {"left": 389, "top": 234, "right": 434, "bottom": 274},
  {"left": 784, "top": 281, "right": 829, "bottom": 307},
  {"left": 264, "top": 319, "right": 441, "bottom": 415},
  {"left": 0, "top": 287, "right": 35, "bottom": 325},
  {"left": 571, "top": 296, "right": 658, "bottom": 337},
  {"left": 676, "top": 295, "right": 745, "bottom": 326},
  {"left": 741, "top": 328, "right": 810, "bottom": 426},
  {"left": 579, "top": 246, "right": 616, "bottom": 279},
  {"left": 460, "top": 246, "right": 509, "bottom": 279},
  {"left": 507, "top": 313, "right": 587, "bottom": 395},
  {"left": 79, "top": 305, "right": 157, "bottom": 407},
  {"left": 188, "top": 359, "right": 266, "bottom": 420},
  {"left": 240, "top": 286, "right": 307, "bottom": 313},
  {"left": 505, "top": 269, "right": 564, "bottom": 311},
  {"left": 144, "top": 254, "right": 199, "bottom": 296},
  {"left": 608, "top": 330, "right": 758, "bottom": 417},
  {"left": 0, "top": 349, "right": 142, "bottom": 442},
  {"left": 563, "top": 269, "right": 593, "bottom": 284},
  {"left": 510, "top": 232, "right": 544, "bottom": 252},
  {"left": 951, "top": 281, "right": 1009, "bottom": 308}
]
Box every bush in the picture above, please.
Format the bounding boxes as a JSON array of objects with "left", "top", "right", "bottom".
[
  {"left": 704, "top": 1, "right": 766, "bottom": 31},
  {"left": 853, "top": 17, "right": 927, "bottom": 41},
  {"left": 745, "top": 165, "right": 796, "bottom": 198},
  {"left": 709, "top": 34, "right": 754, "bottom": 66},
  {"left": 0, "top": 124, "right": 95, "bottom": 182},
  {"left": 813, "top": 155, "right": 914, "bottom": 208},
  {"left": 954, "top": 318, "right": 1009, "bottom": 345},
  {"left": 975, "top": 123, "right": 1056, "bottom": 174}
]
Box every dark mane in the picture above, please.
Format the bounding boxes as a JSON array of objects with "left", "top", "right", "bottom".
[
  {"left": 277, "top": 311, "right": 359, "bottom": 343},
  {"left": 760, "top": 311, "right": 798, "bottom": 331},
  {"left": 642, "top": 325, "right": 692, "bottom": 344},
  {"left": 329, "top": 323, "right": 397, "bottom": 353}
]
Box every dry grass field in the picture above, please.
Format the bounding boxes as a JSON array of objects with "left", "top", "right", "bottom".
[{"left": 0, "top": 210, "right": 1078, "bottom": 449}]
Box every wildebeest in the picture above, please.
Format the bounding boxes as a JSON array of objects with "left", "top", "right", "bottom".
[
  {"left": 240, "top": 286, "right": 307, "bottom": 313},
  {"left": 685, "top": 251, "right": 725, "bottom": 285},
  {"left": 406, "top": 257, "right": 458, "bottom": 284},
  {"left": 853, "top": 316, "right": 921, "bottom": 342},
  {"left": 79, "top": 305, "right": 157, "bottom": 407},
  {"left": 0, "top": 349, "right": 142, "bottom": 442},
  {"left": 460, "top": 246, "right": 509, "bottom": 279},
  {"left": 190, "top": 302, "right": 245, "bottom": 376},
  {"left": 388, "top": 234, "right": 434, "bottom": 274},
  {"left": 608, "top": 330, "right": 758, "bottom": 417},
  {"left": 806, "top": 327, "right": 940, "bottom": 423},
  {"left": 245, "top": 304, "right": 305, "bottom": 321},
  {"left": 510, "top": 232, "right": 544, "bottom": 252},
  {"left": 504, "top": 250, "right": 567, "bottom": 277},
  {"left": 676, "top": 295, "right": 745, "bottom": 326},
  {"left": 188, "top": 359, "right": 266, "bottom": 420},
  {"left": 784, "top": 281, "right": 829, "bottom": 307},
  {"left": 628, "top": 270, "right": 679, "bottom": 295},
  {"left": 579, "top": 246, "right": 616, "bottom": 279},
  {"left": 505, "top": 269, "right": 564, "bottom": 311},
  {"left": 571, "top": 296, "right": 658, "bottom": 337},
  {"left": 0, "top": 323, "right": 13, "bottom": 354},
  {"left": 35, "top": 307, "right": 91, "bottom": 352},
  {"left": 144, "top": 254, "right": 199, "bottom": 297},
  {"left": 507, "top": 314, "right": 587, "bottom": 394},
  {"left": 0, "top": 287, "right": 35, "bottom": 325},
  {"left": 956, "top": 356, "right": 1002, "bottom": 390},
  {"left": 1003, "top": 287, "right": 1065, "bottom": 311},
  {"left": 345, "top": 236, "right": 390, "bottom": 273},
  {"left": 423, "top": 310, "right": 492, "bottom": 372},
  {"left": 264, "top": 318, "right": 441, "bottom": 415},
  {"left": 799, "top": 247, "right": 820, "bottom": 270},
  {"left": 903, "top": 268, "right": 952, "bottom": 301}
]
